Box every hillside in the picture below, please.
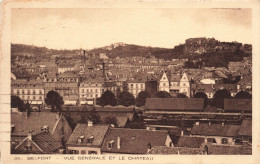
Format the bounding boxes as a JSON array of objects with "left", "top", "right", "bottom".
[{"left": 11, "top": 38, "right": 252, "bottom": 67}]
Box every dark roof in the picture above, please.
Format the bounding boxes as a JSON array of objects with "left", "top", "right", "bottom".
[
  {"left": 32, "top": 132, "right": 63, "bottom": 153},
  {"left": 66, "top": 124, "right": 110, "bottom": 147},
  {"left": 149, "top": 146, "right": 203, "bottom": 155},
  {"left": 207, "top": 145, "right": 252, "bottom": 155},
  {"left": 176, "top": 136, "right": 205, "bottom": 148},
  {"left": 224, "top": 99, "right": 252, "bottom": 112},
  {"left": 101, "top": 128, "right": 169, "bottom": 154},
  {"left": 11, "top": 112, "right": 61, "bottom": 136},
  {"left": 191, "top": 123, "right": 240, "bottom": 137},
  {"left": 145, "top": 98, "right": 205, "bottom": 111},
  {"left": 238, "top": 119, "right": 252, "bottom": 136}
]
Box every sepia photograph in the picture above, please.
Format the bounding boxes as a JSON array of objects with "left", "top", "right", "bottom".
[{"left": 1, "top": 1, "right": 260, "bottom": 163}]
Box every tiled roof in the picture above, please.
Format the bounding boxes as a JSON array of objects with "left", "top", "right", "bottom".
[
  {"left": 238, "top": 119, "right": 252, "bottom": 136},
  {"left": 207, "top": 145, "right": 252, "bottom": 155},
  {"left": 191, "top": 123, "right": 240, "bottom": 137},
  {"left": 94, "top": 105, "right": 134, "bottom": 112},
  {"left": 32, "top": 132, "right": 63, "bottom": 153},
  {"left": 148, "top": 146, "right": 203, "bottom": 155},
  {"left": 101, "top": 128, "right": 169, "bottom": 154},
  {"left": 237, "top": 75, "right": 252, "bottom": 85},
  {"left": 66, "top": 124, "right": 110, "bottom": 147},
  {"left": 11, "top": 112, "right": 61, "bottom": 137},
  {"left": 58, "top": 71, "right": 79, "bottom": 78},
  {"left": 224, "top": 99, "right": 252, "bottom": 112},
  {"left": 145, "top": 98, "right": 205, "bottom": 111},
  {"left": 176, "top": 136, "right": 205, "bottom": 148}
]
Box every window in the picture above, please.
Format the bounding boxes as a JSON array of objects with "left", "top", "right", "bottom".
[
  {"left": 33, "top": 96, "right": 36, "bottom": 100},
  {"left": 95, "top": 89, "right": 98, "bottom": 93},
  {"left": 82, "top": 89, "right": 84, "bottom": 93},
  {"left": 221, "top": 138, "right": 228, "bottom": 144},
  {"left": 141, "top": 84, "right": 143, "bottom": 88},
  {"left": 22, "top": 90, "right": 25, "bottom": 94},
  {"left": 24, "top": 145, "right": 32, "bottom": 151},
  {"left": 87, "top": 136, "right": 94, "bottom": 144},
  {"left": 183, "top": 83, "right": 186, "bottom": 86},
  {"left": 163, "top": 83, "right": 166, "bottom": 86},
  {"left": 81, "top": 150, "right": 86, "bottom": 154},
  {"left": 17, "top": 90, "right": 20, "bottom": 95},
  {"left": 28, "top": 90, "right": 31, "bottom": 94},
  {"left": 78, "top": 136, "right": 84, "bottom": 144},
  {"left": 39, "top": 96, "right": 42, "bottom": 100},
  {"left": 27, "top": 96, "right": 30, "bottom": 100},
  {"left": 107, "top": 140, "right": 114, "bottom": 149},
  {"left": 39, "top": 90, "right": 42, "bottom": 94},
  {"left": 88, "top": 151, "right": 97, "bottom": 155}
]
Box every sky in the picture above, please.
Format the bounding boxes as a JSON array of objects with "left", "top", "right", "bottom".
[{"left": 11, "top": 8, "right": 252, "bottom": 50}]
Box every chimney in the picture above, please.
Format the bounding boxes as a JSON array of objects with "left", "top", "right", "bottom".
[
  {"left": 204, "top": 138, "right": 208, "bottom": 144},
  {"left": 181, "top": 130, "right": 184, "bottom": 136},
  {"left": 222, "top": 122, "right": 225, "bottom": 127},
  {"left": 195, "top": 122, "right": 200, "bottom": 126},
  {"left": 88, "top": 121, "right": 93, "bottom": 127},
  {"left": 117, "top": 136, "right": 120, "bottom": 149},
  {"left": 28, "top": 132, "right": 32, "bottom": 140},
  {"left": 146, "top": 126, "right": 150, "bottom": 130},
  {"left": 208, "top": 122, "right": 211, "bottom": 126}
]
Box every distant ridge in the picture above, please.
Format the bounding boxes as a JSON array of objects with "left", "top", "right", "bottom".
[{"left": 11, "top": 38, "right": 251, "bottom": 67}]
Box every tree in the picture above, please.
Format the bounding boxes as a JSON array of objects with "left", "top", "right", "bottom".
[
  {"left": 99, "top": 90, "right": 117, "bottom": 106},
  {"left": 103, "top": 116, "right": 118, "bottom": 127},
  {"left": 64, "top": 107, "right": 76, "bottom": 130},
  {"left": 177, "top": 93, "right": 188, "bottom": 98},
  {"left": 155, "top": 91, "right": 172, "bottom": 98},
  {"left": 136, "top": 91, "right": 151, "bottom": 107},
  {"left": 45, "top": 90, "right": 64, "bottom": 112},
  {"left": 211, "top": 89, "right": 231, "bottom": 109},
  {"left": 194, "top": 92, "right": 208, "bottom": 107},
  {"left": 118, "top": 91, "right": 135, "bottom": 107},
  {"left": 11, "top": 96, "right": 26, "bottom": 112},
  {"left": 234, "top": 91, "right": 252, "bottom": 99},
  {"left": 79, "top": 106, "right": 87, "bottom": 123},
  {"left": 87, "top": 107, "right": 101, "bottom": 124}
]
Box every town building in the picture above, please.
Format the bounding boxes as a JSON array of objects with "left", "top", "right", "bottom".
[
  {"left": 12, "top": 132, "right": 63, "bottom": 154},
  {"left": 101, "top": 128, "right": 172, "bottom": 154},
  {"left": 11, "top": 79, "right": 45, "bottom": 105},
  {"left": 127, "top": 77, "right": 146, "bottom": 98},
  {"left": 158, "top": 72, "right": 191, "bottom": 97},
  {"left": 11, "top": 112, "right": 72, "bottom": 147},
  {"left": 224, "top": 99, "right": 252, "bottom": 113},
  {"left": 145, "top": 98, "right": 205, "bottom": 112},
  {"left": 79, "top": 78, "right": 118, "bottom": 105},
  {"left": 66, "top": 122, "right": 110, "bottom": 154},
  {"left": 44, "top": 71, "right": 79, "bottom": 105},
  {"left": 190, "top": 122, "right": 241, "bottom": 145}
]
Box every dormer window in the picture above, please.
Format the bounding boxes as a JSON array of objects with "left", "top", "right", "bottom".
[
  {"left": 87, "top": 136, "right": 94, "bottom": 144},
  {"left": 41, "top": 125, "right": 49, "bottom": 132},
  {"left": 107, "top": 140, "right": 114, "bottom": 149},
  {"left": 78, "top": 135, "right": 85, "bottom": 144}
]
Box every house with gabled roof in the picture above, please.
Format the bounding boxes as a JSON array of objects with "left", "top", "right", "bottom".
[
  {"left": 66, "top": 122, "right": 110, "bottom": 154},
  {"left": 11, "top": 112, "right": 72, "bottom": 147},
  {"left": 101, "top": 128, "right": 172, "bottom": 154},
  {"left": 190, "top": 122, "right": 241, "bottom": 145},
  {"left": 12, "top": 132, "right": 63, "bottom": 154}
]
